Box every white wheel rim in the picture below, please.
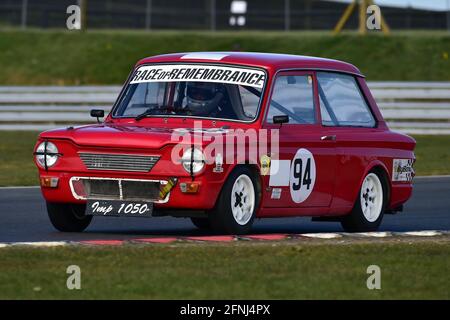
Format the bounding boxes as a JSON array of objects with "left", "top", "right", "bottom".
[
  {"left": 360, "top": 173, "right": 383, "bottom": 222},
  {"left": 231, "top": 174, "right": 255, "bottom": 225}
]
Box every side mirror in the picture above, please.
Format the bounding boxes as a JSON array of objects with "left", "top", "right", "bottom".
[
  {"left": 273, "top": 115, "right": 289, "bottom": 124},
  {"left": 90, "top": 109, "right": 105, "bottom": 123}
]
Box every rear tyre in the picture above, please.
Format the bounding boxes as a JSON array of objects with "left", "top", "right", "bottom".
[
  {"left": 341, "top": 172, "right": 385, "bottom": 232},
  {"left": 209, "top": 166, "right": 260, "bottom": 235},
  {"left": 47, "top": 202, "right": 92, "bottom": 232},
  {"left": 190, "top": 217, "right": 211, "bottom": 230}
]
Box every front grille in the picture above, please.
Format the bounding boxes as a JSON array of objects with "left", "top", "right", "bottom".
[
  {"left": 75, "top": 178, "right": 164, "bottom": 202},
  {"left": 84, "top": 179, "right": 120, "bottom": 199},
  {"left": 79, "top": 153, "right": 159, "bottom": 172},
  {"left": 121, "top": 180, "right": 160, "bottom": 200}
]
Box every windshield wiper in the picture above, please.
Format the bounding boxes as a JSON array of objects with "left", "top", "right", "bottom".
[
  {"left": 135, "top": 109, "right": 155, "bottom": 121},
  {"left": 135, "top": 104, "right": 163, "bottom": 121}
]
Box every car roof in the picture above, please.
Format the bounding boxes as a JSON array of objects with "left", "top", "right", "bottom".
[{"left": 136, "top": 51, "right": 363, "bottom": 77}]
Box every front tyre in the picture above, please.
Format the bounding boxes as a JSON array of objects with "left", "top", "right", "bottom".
[
  {"left": 341, "top": 172, "right": 385, "bottom": 232},
  {"left": 209, "top": 166, "right": 260, "bottom": 235},
  {"left": 47, "top": 202, "right": 92, "bottom": 232}
]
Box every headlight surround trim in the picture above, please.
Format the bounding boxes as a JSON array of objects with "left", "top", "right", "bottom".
[
  {"left": 34, "top": 141, "right": 61, "bottom": 170},
  {"left": 181, "top": 147, "right": 205, "bottom": 175}
]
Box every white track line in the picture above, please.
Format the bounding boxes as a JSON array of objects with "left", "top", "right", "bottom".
[
  {"left": 350, "top": 232, "right": 392, "bottom": 238},
  {"left": 9, "top": 241, "right": 68, "bottom": 247},
  {"left": 299, "top": 233, "right": 342, "bottom": 239},
  {"left": 402, "top": 231, "right": 442, "bottom": 237}
]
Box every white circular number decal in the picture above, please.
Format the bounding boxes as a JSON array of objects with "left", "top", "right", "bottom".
[{"left": 289, "top": 148, "right": 316, "bottom": 203}]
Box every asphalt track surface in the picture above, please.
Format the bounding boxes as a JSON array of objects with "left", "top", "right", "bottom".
[{"left": 0, "top": 176, "right": 449, "bottom": 243}]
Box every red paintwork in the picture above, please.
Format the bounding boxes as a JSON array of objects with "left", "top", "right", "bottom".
[
  {"left": 244, "top": 234, "right": 289, "bottom": 241},
  {"left": 80, "top": 240, "right": 125, "bottom": 246},
  {"left": 185, "top": 235, "right": 236, "bottom": 242},
  {"left": 133, "top": 237, "right": 178, "bottom": 244},
  {"left": 34, "top": 52, "right": 415, "bottom": 218}
]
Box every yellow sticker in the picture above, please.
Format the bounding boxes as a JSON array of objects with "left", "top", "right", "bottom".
[
  {"left": 260, "top": 155, "right": 271, "bottom": 176},
  {"left": 159, "top": 178, "right": 177, "bottom": 200}
]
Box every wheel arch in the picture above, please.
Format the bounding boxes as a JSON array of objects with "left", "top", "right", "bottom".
[
  {"left": 214, "top": 163, "right": 263, "bottom": 210},
  {"left": 208, "top": 163, "right": 262, "bottom": 234},
  {"left": 358, "top": 161, "right": 391, "bottom": 211}
]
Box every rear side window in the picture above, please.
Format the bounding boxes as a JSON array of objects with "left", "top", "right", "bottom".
[
  {"left": 317, "top": 72, "right": 375, "bottom": 127},
  {"left": 267, "top": 75, "right": 315, "bottom": 124}
]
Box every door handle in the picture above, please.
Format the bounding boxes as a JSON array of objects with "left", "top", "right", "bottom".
[{"left": 321, "top": 135, "right": 336, "bottom": 141}]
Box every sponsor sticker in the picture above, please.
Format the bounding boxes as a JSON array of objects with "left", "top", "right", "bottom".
[
  {"left": 159, "top": 177, "right": 178, "bottom": 199},
  {"left": 130, "top": 64, "right": 266, "bottom": 88},
  {"left": 392, "top": 159, "right": 414, "bottom": 182},
  {"left": 260, "top": 154, "right": 271, "bottom": 176},
  {"left": 271, "top": 188, "right": 282, "bottom": 199},
  {"left": 213, "top": 153, "right": 224, "bottom": 173}
]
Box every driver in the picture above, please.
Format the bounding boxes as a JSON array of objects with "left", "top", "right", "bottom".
[{"left": 185, "top": 82, "right": 225, "bottom": 116}]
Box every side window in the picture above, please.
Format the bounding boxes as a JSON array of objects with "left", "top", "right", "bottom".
[
  {"left": 238, "top": 85, "right": 260, "bottom": 119},
  {"left": 267, "top": 75, "right": 315, "bottom": 124},
  {"left": 317, "top": 72, "right": 375, "bottom": 127}
]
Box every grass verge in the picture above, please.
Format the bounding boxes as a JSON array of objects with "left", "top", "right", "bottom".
[
  {"left": 0, "top": 131, "right": 39, "bottom": 186},
  {"left": 0, "top": 132, "right": 448, "bottom": 187},
  {"left": 0, "top": 241, "right": 448, "bottom": 299},
  {"left": 413, "top": 135, "right": 450, "bottom": 176},
  {"left": 0, "top": 30, "right": 449, "bottom": 84}
]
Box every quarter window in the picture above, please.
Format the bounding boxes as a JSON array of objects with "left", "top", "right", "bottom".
[
  {"left": 317, "top": 72, "right": 375, "bottom": 127},
  {"left": 267, "top": 75, "right": 316, "bottom": 124}
]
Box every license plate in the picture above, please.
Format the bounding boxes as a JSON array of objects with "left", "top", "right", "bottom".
[{"left": 86, "top": 200, "right": 153, "bottom": 217}]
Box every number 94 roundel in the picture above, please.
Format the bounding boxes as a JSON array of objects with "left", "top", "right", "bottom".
[{"left": 290, "top": 148, "right": 316, "bottom": 203}]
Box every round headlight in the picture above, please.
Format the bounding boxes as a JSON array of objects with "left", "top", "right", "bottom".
[
  {"left": 181, "top": 147, "right": 205, "bottom": 174},
  {"left": 35, "top": 141, "right": 59, "bottom": 168}
]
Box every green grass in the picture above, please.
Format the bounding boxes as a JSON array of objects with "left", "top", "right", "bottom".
[
  {"left": 0, "top": 241, "right": 448, "bottom": 299},
  {"left": 0, "top": 131, "right": 39, "bottom": 186},
  {"left": 0, "top": 132, "right": 448, "bottom": 186},
  {"left": 0, "top": 30, "right": 449, "bottom": 84},
  {"left": 413, "top": 135, "right": 450, "bottom": 176}
]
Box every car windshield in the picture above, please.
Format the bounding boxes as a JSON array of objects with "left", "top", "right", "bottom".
[{"left": 113, "top": 64, "right": 266, "bottom": 121}]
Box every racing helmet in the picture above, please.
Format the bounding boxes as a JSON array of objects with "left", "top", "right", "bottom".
[{"left": 186, "top": 82, "right": 221, "bottom": 114}]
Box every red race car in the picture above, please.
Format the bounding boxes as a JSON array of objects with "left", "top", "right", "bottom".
[{"left": 34, "top": 52, "right": 415, "bottom": 234}]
